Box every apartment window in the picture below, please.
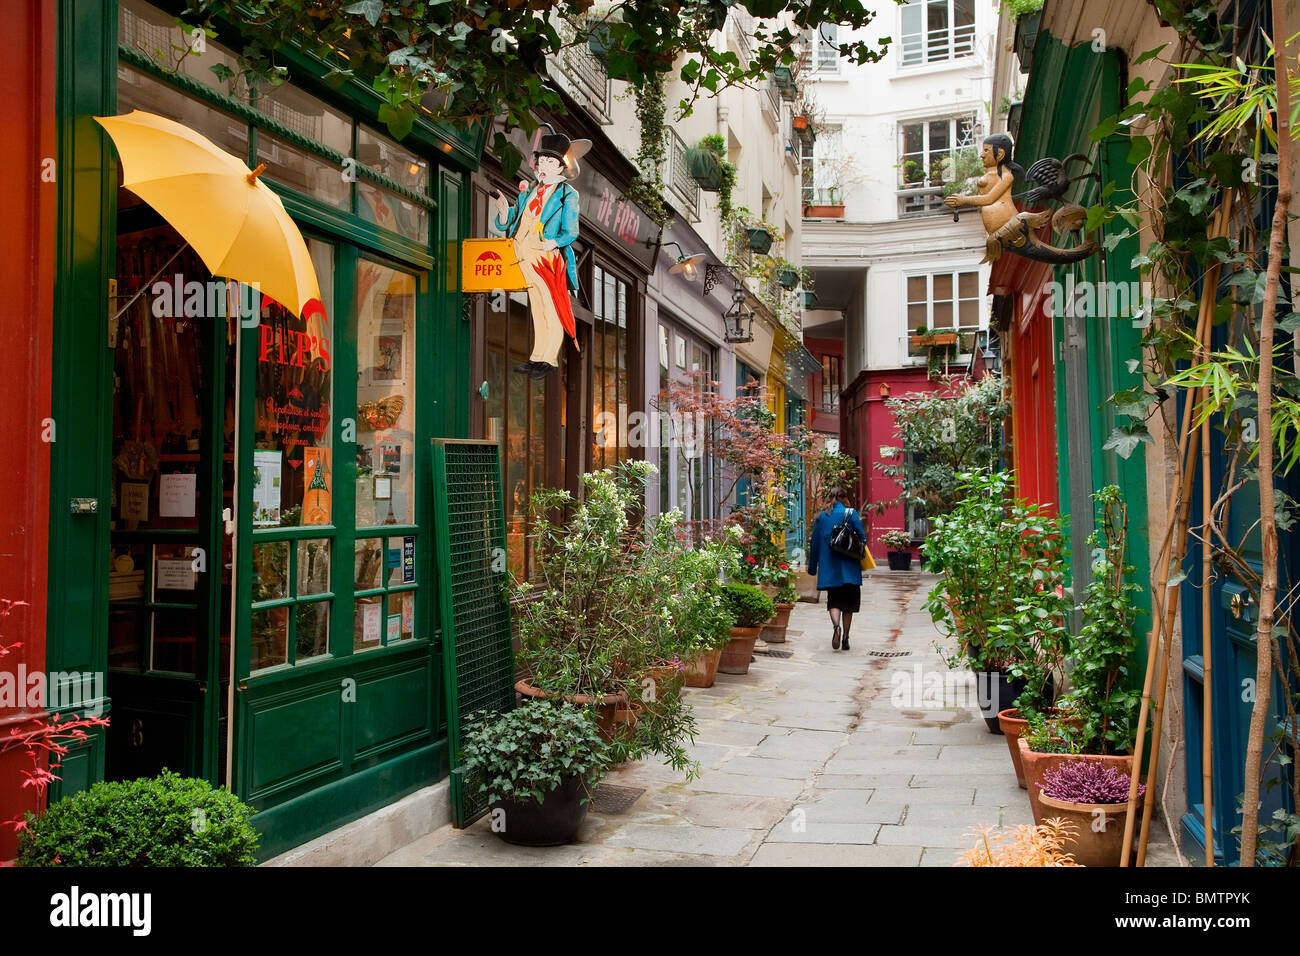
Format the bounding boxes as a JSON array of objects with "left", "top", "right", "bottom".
[
  {"left": 906, "top": 270, "right": 982, "bottom": 358},
  {"left": 901, "top": 0, "right": 975, "bottom": 66},
  {"left": 805, "top": 124, "right": 845, "bottom": 206},
  {"left": 815, "top": 23, "right": 840, "bottom": 72},
  {"left": 820, "top": 354, "right": 842, "bottom": 412},
  {"left": 898, "top": 114, "right": 975, "bottom": 216}
]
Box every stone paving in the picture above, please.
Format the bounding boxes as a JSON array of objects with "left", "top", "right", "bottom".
[{"left": 376, "top": 571, "right": 1179, "bottom": 867}]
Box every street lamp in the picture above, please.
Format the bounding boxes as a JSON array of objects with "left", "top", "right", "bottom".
[
  {"left": 722, "top": 283, "right": 754, "bottom": 343},
  {"left": 659, "top": 240, "right": 708, "bottom": 280}
]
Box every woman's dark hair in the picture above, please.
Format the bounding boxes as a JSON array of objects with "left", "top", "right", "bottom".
[
  {"left": 983, "top": 133, "right": 1025, "bottom": 180},
  {"left": 826, "top": 486, "right": 843, "bottom": 503}
]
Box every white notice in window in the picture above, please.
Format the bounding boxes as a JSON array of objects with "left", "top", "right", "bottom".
[{"left": 159, "top": 473, "right": 197, "bottom": 518}]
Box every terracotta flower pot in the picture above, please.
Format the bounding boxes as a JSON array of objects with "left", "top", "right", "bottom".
[
  {"left": 760, "top": 602, "right": 794, "bottom": 643},
  {"left": 683, "top": 648, "right": 722, "bottom": 688},
  {"left": 758, "top": 583, "right": 780, "bottom": 600},
  {"left": 515, "top": 679, "right": 631, "bottom": 743},
  {"left": 1018, "top": 737, "right": 1134, "bottom": 825},
  {"left": 639, "top": 661, "right": 685, "bottom": 712},
  {"left": 1038, "top": 794, "right": 1141, "bottom": 867},
  {"left": 718, "top": 625, "right": 761, "bottom": 675},
  {"left": 997, "top": 709, "right": 1030, "bottom": 788}
]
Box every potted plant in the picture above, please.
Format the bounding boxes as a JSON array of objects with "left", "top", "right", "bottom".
[
  {"left": 761, "top": 582, "right": 798, "bottom": 644},
  {"left": 1017, "top": 486, "right": 1143, "bottom": 814},
  {"left": 774, "top": 64, "right": 796, "bottom": 99},
  {"left": 909, "top": 327, "right": 959, "bottom": 348},
  {"left": 460, "top": 701, "right": 608, "bottom": 847},
  {"left": 513, "top": 461, "right": 709, "bottom": 773},
  {"left": 718, "top": 582, "right": 774, "bottom": 675},
  {"left": 776, "top": 261, "right": 801, "bottom": 289},
  {"left": 879, "top": 529, "right": 913, "bottom": 570},
  {"left": 924, "top": 469, "right": 1068, "bottom": 734},
  {"left": 746, "top": 225, "right": 773, "bottom": 254},
  {"left": 802, "top": 290, "right": 819, "bottom": 308},
  {"left": 685, "top": 134, "right": 731, "bottom": 192},
  {"left": 1036, "top": 760, "right": 1145, "bottom": 866}
]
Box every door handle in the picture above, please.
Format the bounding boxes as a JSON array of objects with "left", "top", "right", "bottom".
[
  {"left": 1230, "top": 591, "right": 1251, "bottom": 619},
  {"left": 223, "top": 507, "right": 234, "bottom": 535}
]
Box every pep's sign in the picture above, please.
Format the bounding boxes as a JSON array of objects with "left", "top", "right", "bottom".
[{"left": 461, "top": 238, "right": 527, "bottom": 292}]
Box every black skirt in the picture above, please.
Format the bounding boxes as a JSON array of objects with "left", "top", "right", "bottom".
[{"left": 825, "top": 584, "right": 861, "bottom": 613}]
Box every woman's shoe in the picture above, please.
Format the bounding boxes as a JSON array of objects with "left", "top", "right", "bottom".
[
  {"left": 831, "top": 624, "right": 841, "bottom": 650},
  {"left": 841, "top": 636, "right": 850, "bottom": 651}
]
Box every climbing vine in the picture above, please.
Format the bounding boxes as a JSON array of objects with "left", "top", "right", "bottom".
[{"left": 628, "top": 70, "right": 669, "bottom": 227}]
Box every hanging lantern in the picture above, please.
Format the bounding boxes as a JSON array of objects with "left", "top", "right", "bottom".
[{"left": 722, "top": 284, "right": 754, "bottom": 343}]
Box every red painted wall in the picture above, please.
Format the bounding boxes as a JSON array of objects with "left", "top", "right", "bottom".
[
  {"left": 1008, "top": 287, "right": 1059, "bottom": 513},
  {"left": 0, "top": 0, "right": 56, "bottom": 859},
  {"left": 842, "top": 366, "right": 943, "bottom": 559}
]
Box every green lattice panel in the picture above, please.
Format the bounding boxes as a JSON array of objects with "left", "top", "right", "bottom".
[{"left": 431, "top": 440, "right": 515, "bottom": 827}]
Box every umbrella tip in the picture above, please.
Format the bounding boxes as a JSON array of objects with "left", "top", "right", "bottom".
[{"left": 246, "top": 163, "right": 268, "bottom": 185}]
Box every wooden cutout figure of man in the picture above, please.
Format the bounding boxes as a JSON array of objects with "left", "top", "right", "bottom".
[{"left": 492, "top": 132, "right": 584, "bottom": 378}]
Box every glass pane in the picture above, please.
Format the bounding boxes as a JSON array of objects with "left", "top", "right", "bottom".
[
  {"left": 933, "top": 273, "right": 953, "bottom": 300},
  {"left": 355, "top": 537, "right": 384, "bottom": 591},
  {"left": 359, "top": 184, "right": 429, "bottom": 243},
  {"left": 252, "top": 541, "right": 289, "bottom": 602},
  {"left": 933, "top": 301, "right": 953, "bottom": 328},
  {"left": 251, "top": 606, "right": 289, "bottom": 672},
  {"left": 153, "top": 543, "right": 200, "bottom": 603},
  {"left": 959, "top": 271, "right": 978, "bottom": 298},
  {"left": 257, "top": 131, "right": 351, "bottom": 210},
  {"left": 119, "top": 0, "right": 250, "bottom": 102},
  {"left": 296, "top": 539, "right": 331, "bottom": 597},
  {"left": 254, "top": 240, "right": 334, "bottom": 527},
  {"left": 675, "top": 333, "right": 686, "bottom": 369},
  {"left": 355, "top": 261, "right": 417, "bottom": 526},
  {"left": 908, "top": 303, "right": 928, "bottom": 331},
  {"left": 658, "top": 324, "right": 669, "bottom": 375},
  {"left": 399, "top": 592, "right": 415, "bottom": 641},
  {"left": 388, "top": 537, "right": 415, "bottom": 587},
  {"left": 959, "top": 298, "right": 980, "bottom": 328},
  {"left": 907, "top": 275, "right": 927, "bottom": 305},
  {"left": 109, "top": 544, "right": 148, "bottom": 605},
  {"left": 258, "top": 84, "right": 352, "bottom": 154},
  {"left": 152, "top": 608, "right": 200, "bottom": 675},
  {"left": 109, "top": 607, "right": 147, "bottom": 671},
  {"left": 358, "top": 125, "right": 430, "bottom": 195},
  {"left": 296, "top": 601, "right": 330, "bottom": 662},
  {"left": 353, "top": 596, "right": 384, "bottom": 651}
]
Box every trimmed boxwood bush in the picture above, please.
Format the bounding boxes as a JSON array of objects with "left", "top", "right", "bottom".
[
  {"left": 18, "top": 770, "right": 258, "bottom": 866},
  {"left": 722, "top": 582, "right": 775, "bottom": 628}
]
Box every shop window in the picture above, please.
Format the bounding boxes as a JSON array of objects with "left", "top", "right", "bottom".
[
  {"left": 658, "top": 319, "right": 716, "bottom": 528},
  {"left": 257, "top": 83, "right": 353, "bottom": 155},
  {"left": 358, "top": 126, "right": 431, "bottom": 242},
  {"left": 257, "top": 130, "right": 352, "bottom": 211},
  {"left": 592, "top": 265, "right": 629, "bottom": 471},
  {"left": 355, "top": 260, "right": 417, "bottom": 527},
  {"left": 120, "top": 0, "right": 249, "bottom": 102},
  {"left": 352, "top": 535, "right": 418, "bottom": 650},
  {"left": 117, "top": 65, "right": 250, "bottom": 163}
]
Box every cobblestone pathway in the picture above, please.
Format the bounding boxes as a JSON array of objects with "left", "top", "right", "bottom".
[{"left": 377, "top": 571, "right": 1179, "bottom": 866}]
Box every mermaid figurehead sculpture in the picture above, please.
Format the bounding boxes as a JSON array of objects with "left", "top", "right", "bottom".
[{"left": 945, "top": 133, "right": 1099, "bottom": 266}]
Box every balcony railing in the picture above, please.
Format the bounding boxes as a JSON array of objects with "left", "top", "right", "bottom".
[
  {"left": 662, "top": 126, "right": 699, "bottom": 221},
  {"left": 785, "top": 125, "right": 801, "bottom": 172},
  {"left": 551, "top": 29, "right": 612, "bottom": 124},
  {"left": 728, "top": 12, "right": 753, "bottom": 69},
  {"left": 897, "top": 185, "right": 947, "bottom": 217},
  {"left": 764, "top": 72, "right": 781, "bottom": 119}
]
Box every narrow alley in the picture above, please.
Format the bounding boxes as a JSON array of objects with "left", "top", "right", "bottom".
[{"left": 378, "top": 573, "right": 1176, "bottom": 867}]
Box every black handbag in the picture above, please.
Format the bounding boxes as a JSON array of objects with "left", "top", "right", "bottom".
[{"left": 828, "top": 508, "right": 866, "bottom": 561}]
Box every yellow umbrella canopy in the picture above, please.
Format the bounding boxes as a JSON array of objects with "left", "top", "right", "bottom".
[{"left": 95, "top": 109, "right": 321, "bottom": 317}]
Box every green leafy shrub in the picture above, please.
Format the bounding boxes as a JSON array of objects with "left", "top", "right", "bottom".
[
  {"left": 460, "top": 701, "right": 608, "bottom": 806},
  {"left": 18, "top": 770, "right": 258, "bottom": 866},
  {"left": 722, "top": 582, "right": 775, "bottom": 628}
]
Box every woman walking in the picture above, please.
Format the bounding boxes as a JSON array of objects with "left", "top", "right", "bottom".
[{"left": 807, "top": 487, "right": 867, "bottom": 650}]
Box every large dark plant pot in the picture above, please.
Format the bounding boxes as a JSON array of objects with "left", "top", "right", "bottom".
[
  {"left": 685, "top": 146, "right": 724, "bottom": 191},
  {"left": 492, "top": 774, "right": 590, "bottom": 847},
  {"left": 745, "top": 227, "right": 773, "bottom": 254},
  {"left": 887, "top": 550, "right": 913, "bottom": 571},
  {"left": 975, "top": 671, "right": 1028, "bottom": 733}
]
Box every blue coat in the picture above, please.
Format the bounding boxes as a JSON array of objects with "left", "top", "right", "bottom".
[
  {"left": 494, "top": 180, "right": 580, "bottom": 291},
  {"left": 807, "top": 503, "right": 866, "bottom": 590}
]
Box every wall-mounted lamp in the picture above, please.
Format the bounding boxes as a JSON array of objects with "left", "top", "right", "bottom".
[{"left": 659, "top": 240, "right": 708, "bottom": 281}]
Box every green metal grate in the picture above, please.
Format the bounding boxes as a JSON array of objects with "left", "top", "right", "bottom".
[{"left": 431, "top": 440, "right": 515, "bottom": 827}]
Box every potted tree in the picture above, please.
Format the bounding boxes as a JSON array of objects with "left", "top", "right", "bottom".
[
  {"left": 1036, "top": 761, "right": 1145, "bottom": 866},
  {"left": 718, "top": 582, "right": 774, "bottom": 675},
  {"left": 879, "top": 529, "right": 913, "bottom": 570},
  {"left": 513, "top": 462, "right": 708, "bottom": 773},
  {"left": 460, "top": 701, "right": 608, "bottom": 847}
]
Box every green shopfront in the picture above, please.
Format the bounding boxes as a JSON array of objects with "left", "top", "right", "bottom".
[{"left": 50, "top": 0, "right": 483, "bottom": 857}]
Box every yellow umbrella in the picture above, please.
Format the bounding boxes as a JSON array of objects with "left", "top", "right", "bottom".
[{"left": 95, "top": 109, "right": 321, "bottom": 317}]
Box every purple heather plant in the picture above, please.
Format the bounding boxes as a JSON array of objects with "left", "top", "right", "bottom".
[{"left": 1039, "top": 760, "right": 1145, "bottom": 805}]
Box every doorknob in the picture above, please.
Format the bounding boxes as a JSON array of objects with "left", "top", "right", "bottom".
[
  {"left": 1230, "top": 592, "right": 1250, "bottom": 619},
  {"left": 223, "top": 507, "right": 234, "bottom": 535}
]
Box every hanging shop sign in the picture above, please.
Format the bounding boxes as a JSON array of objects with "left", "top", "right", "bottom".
[{"left": 945, "top": 133, "right": 1099, "bottom": 267}]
